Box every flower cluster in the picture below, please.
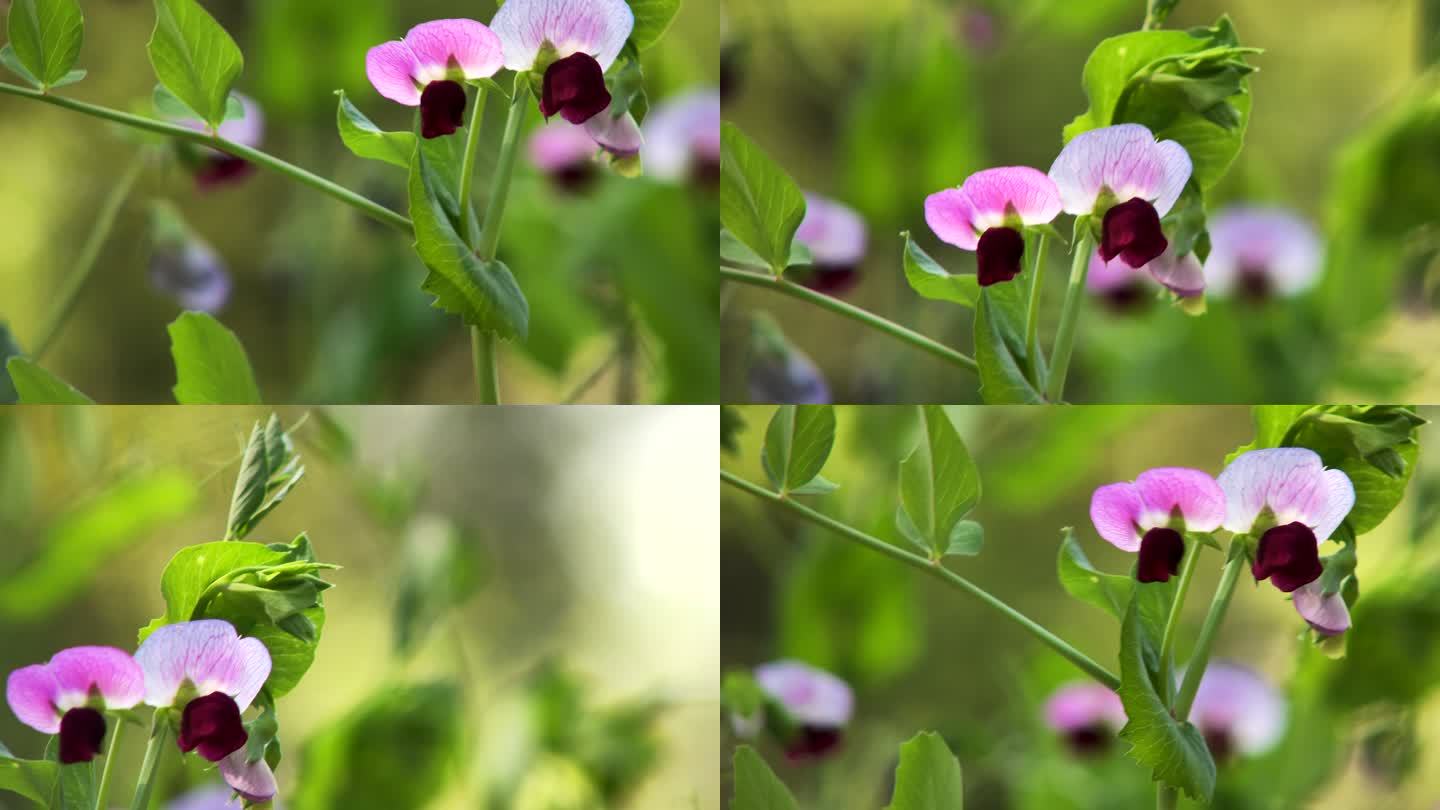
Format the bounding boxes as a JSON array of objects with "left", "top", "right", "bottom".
[{"left": 729, "top": 660, "right": 854, "bottom": 761}]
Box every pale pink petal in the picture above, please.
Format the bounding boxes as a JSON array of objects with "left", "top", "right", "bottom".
[
  {"left": 1309, "top": 469, "right": 1356, "bottom": 543},
  {"left": 1145, "top": 249, "right": 1206, "bottom": 298},
  {"left": 215, "top": 94, "right": 264, "bottom": 148},
  {"left": 1204, "top": 206, "right": 1323, "bottom": 298},
  {"left": 134, "top": 620, "right": 271, "bottom": 710},
  {"left": 1090, "top": 481, "right": 1145, "bottom": 551},
  {"left": 1187, "top": 662, "right": 1286, "bottom": 756},
  {"left": 796, "top": 193, "right": 868, "bottom": 267},
  {"left": 1293, "top": 581, "right": 1350, "bottom": 636},
  {"left": 1150, "top": 140, "right": 1191, "bottom": 217},
  {"left": 48, "top": 647, "right": 145, "bottom": 712},
  {"left": 1217, "top": 448, "right": 1330, "bottom": 534},
  {"left": 403, "top": 19, "right": 504, "bottom": 83},
  {"left": 957, "top": 166, "right": 1062, "bottom": 227},
  {"left": 925, "top": 188, "right": 980, "bottom": 250},
  {"left": 642, "top": 89, "right": 720, "bottom": 181},
  {"left": 219, "top": 750, "right": 277, "bottom": 803},
  {"left": 1044, "top": 682, "right": 1127, "bottom": 732},
  {"left": 1050, "top": 124, "right": 1166, "bottom": 215},
  {"left": 491, "top": 0, "right": 635, "bottom": 72},
  {"left": 1087, "top": 251, "right": 1148, "bottom": 293},
  {"left": 754, "top": 660, "right": 853, "bottom": 728},
  {"left": 365, "top": 40, "right": 423, "bottom": 106},
  {"left": 6, "top": 664, "right": 61, "bottom": 734},
  {"left": 583, "top": 107, "right": 643, "bottom": 157},
  {"left": 164, "top": 786, "right": 242, "bottom": 810},
  {"left": 228, "top": 637, "right": 272, "bottom": 714},
  {"left": 528, "top": 120, "right": 599, "bottom": 171},
  {"left": 1133, "top": 467, "right": 1226, "bottom": 532}
]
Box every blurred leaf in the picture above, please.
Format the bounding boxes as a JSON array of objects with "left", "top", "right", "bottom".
[
  {"left": 732, "top": 745, "right": 798, "bottom": 810},
  {"left": 884, "top": 731, "right": 963, "bottom": 810},
  {"left": 524, "top": 666, "right": 663, "bottom": 802},
  {"left": 897, "top": 405, "right": 981, "bottom": 558},
  {"left": 626, "top": 0, "right": 680, "bottom": 50},
  {"left": 56, "top": 761, "right": 90, "bottom": 810},
  {"left": 511, "top": 755, "right": 604, "bottom": 810},
  {"left": 335, "top": 90, "right": 415, "bottom": 169},
  {"left": 902, "top": 232, "right": 979, "bottom": 308},
  {"left": 1117, "top": 582, "right": 1215, "bottom": 802},
  {"left": 0, "top": 746, "right": 57, "bottom": 806},
  {"left": 0, "top": 471, "right": 196, "bottom": 620},
  {"left": 6, "top": 0, "right": 82, "bottom": 89},
  {"left": 226, "top": 413, "right": 305, "bottom": 541},
  {"left": 722, "top": 670, "right": 764, "bottom": 719},
  {"left": 1322, "top": 571, "right": 1440, "bottom": 710},
  {"left": 253, "top": 0, "right": 387, "bottom": 118},
  {"left": 722, "top": 405, "right": 746, "bottom": 454},
  {"left": 0, "top": 324, "right": 23, "bottom": 403},
  {"left": 168, "top": 312, "right": 262, "bottom": 404},
  {"left": 974, "top": 283, "right": 1044, "bottom": 404},
  {"left": 392, "top": 515, "right": 484, "bottom": 657},
  {"left": 5, "top": 358, "right": 93, "bottom": 404},
  {"left": 1056, "top": 528, "right": 1133, "bottom": 620},
  {"left": 762, "top": 405, "right": 837, "bottom": 494},
  {"left": 148, "top": 0, "right": 244, "bottom": 127},
  {"left": 721, "top": 122, "right": 806, "bottom": 275}
]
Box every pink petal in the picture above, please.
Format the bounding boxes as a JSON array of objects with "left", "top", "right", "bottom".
[
  {"left": 582, "top": 106, "right": 644, "bottom": 157},
  {"left": 1087, "top": 250, "right": 1147, "bottom": 293},
  {"left": 1204, "top": 206, "right": 1323, "bottom": 298},
  {"left": 957, "top": 166, "right": 1062, "bottom": 228},
  {"left": 1217, "top": 448, "right": 1339, "bottom": 535},
  {"left": 1145, "top": 249, "right": 1206, "bottom": 298},
  {"left": 754, "top": 660, "right": 853, "bottom": 728},
  {"left": 48, "top": 647, "right": 145, "bottom": 712},
  {"left": 1293, "top": 581, "right": 1351, "bottom": 636},
  {"left": 135, "top": 620, "right": 272, "bottom": 711},
  {"left": 164, "top": 786, "right": 242, "bottom": 810},
  {"left": 1089, "top": 481, "right": 1145, "bottom": 551},
  {"left": 1310, "top": 469, "right": 1356, "bottom": 543},
  {"left": 1186, "top": 662, "right": 1286, "bottom": 756},
  {"left": 219, "top": 749, "right": 277, "bottom": 803},
  {"left": 528, "top": 120, "right": 599, "bottom": 171},
  {"left": 1133, "top": 467, "right": 1226, "bottom": 532},
  {"left": 796, "top": 193, "right": 868, "bottom": 267},
  {"left": 403, "top": 19, "right": 503, "bottom": 83},
  {"left": 642, "top": 89, "right": 720, "bottom": 181},
  {"left": 1151, "top": 140, "right": 1191, "bottom": 217},
  {"left": 1049, "top": 124, "right": 1165, "bottom": 215},
  {"left": 1044, "top": 682, "right": 1126, "bottom": 732},
  {"left": 491, "top": 0, "right": 635, "bottom": 72},
  {"left": 215, "top": 94, "right": 264, "bottom": 148},
  {"left": 366, "top": 40, "right": 423, "bottom": 106},
  {"left": 925, "top": 188, "right": 980, "bottom": 250},
  {"left": 6, "top": 664, "right": 62, "bottom": 734}
]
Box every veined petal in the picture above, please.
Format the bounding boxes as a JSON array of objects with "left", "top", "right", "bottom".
[
  {"left": 219, "top": 750, "right": 277, "bottom": 803},
  {"left": 134, "top": 620, "right": 271, "bottom": 711},
  {"left": 1187, "top": 662, "right": 1286, "bottom": 756},
  {"left": 1050, "top": 124, "right": 1173, "bottom": 214},
  {"left": 403, "top": 19, "right": 504, "bottom": 83},
  {"left": 1090, "top": 481, "right": 1145, "bottom": 551},
  {"left": 6, "top": 664, "right": 62, "bottom": 734},
  {"left": 1133, "top": 467, "right": 1226, "bottom": 532},
  {"left": 583, "top": 107, "right": 644, "bottom": 157},
  {"left": 48, "top": 647, "right": 145, "bottom": 712},
  {"left": 754, "top": 660, "right": 853, "bottom": 728},
  {"left": 491, "top": 0, "right": 635, "bottom": 72},
  {"left": 1218, "top": 447, "right": 1338, "bottom": 535},
  {"left": 366, "top": 40, "right": 423, "bottom": 106},
  {"left": 796, "top": 193, "right": 868, "bottom": 268},
  {"left": 924, "top": 188, "right": 980, "bottom": 250},
  {"left": 957, "top": 166, "right": 1062, "bottom": 228},
  {"left": 1293, "top": 581, "right": 1351, "bottom": 636},
  {"left": 1310, "top": 468, "right": 1356, "bottom": 543},
  {"left": 1151, "top": 140, "right": 1191, "bottom": 217}
]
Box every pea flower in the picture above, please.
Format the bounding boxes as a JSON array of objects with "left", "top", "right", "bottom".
[
  {"left": 219, "top": 748, "right": 278, "bottom": 804},
  {"left": 527, "top": 121, "right": 604, "bottom": 191},
  {"left": 1088, "top": 247, "right": 1205, "bottom": 308},
  {"left": 1186, "top": 662, "right": 1286, "bottom": 762},
  {"left": 1049, "top": 124, "right": 1191, "bottom": 269},
  {"left": 491, "top": 0, "right": 634, "bottom": 126},
  {"left": 173, "top": 94, "right": 265, "bottom": 189},
  {"left": 795, "top": 193, "right": 868, "bottom": 295},
  {"left": 6, "top": 647, "right": 145, "bottom": 763},
  {"left": 1292, "top": 580, "right": 1351, "bottom": 636},
  {"left": 1043, "top": 681, "right": 1127, "bottom": 755},
  {"left": 149, "top": 202, "right": 231, "bottom": 313},
  {"left": 365, "top": 20, "right": 504, "bottom": 139},
  {"left": 1216, "top": 448, "right": 1355, "bottom": 593},
  {"left": 134, "top": 620, "right": 271, "bottom": 763},
  {"left": 924, "top": 167, "right": 1062, "bottom": 286},
  {"left": 1090, "top": 468, "right": 1226, "bottom": 583},
  {"left": 643, "top": 89, "right": 720, "bottom": 186},
  {"left": 1204, "top": 206, "right": 1323, "bottom": 301},
  {"left": 754, "top": 660, "right": 853, "bottom": 761}
]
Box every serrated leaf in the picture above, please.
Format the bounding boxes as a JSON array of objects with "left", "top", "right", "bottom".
[
  {"left": 5, "top": 358, "right": 93, "bottom": 404},
  {"left": 974, "top": 283, "right": 1045, "bottom": 403},
  {"left": 721, "top": 122, "right": 807, "bottom": 275},
  {"left": 7, "top": 0, "right": 84, "bottom": 88},
  {"left": 148, "top": 0, "right": 244, "bottom": 128},
  {"left": 731, "top": 746, "right": 798, "bottom": 810},
  {"left": 1057, "top": 528, "right": 1133, "bottom": 619},
  {"left": 625, "top": 0, "right": 680, "bottom": 50},
  {"left": 226, "top": 414, "right": 305, "bottom": 541},
  {"left": 761, "top": 405, "right": 837, "bottom": 494},
  {"left": 335, "top": 90, "right": 416, "bottom": 169},
  {"left": 885, "top": 731, "right": 963, "bottom": 810},
  {"left": 901, "top": 232, "right": 979, "bottom": 308},
  {"left": 168, "top": 311, "right": 261, "bottom": 404},
  {"left": 898, "top": 405, "right": 981, "bottom": 558}
]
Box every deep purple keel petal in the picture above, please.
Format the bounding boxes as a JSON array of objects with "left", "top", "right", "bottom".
[
  {"left": 1101, "top": 198, "right": 1168, "bottom": 269},
  {"left": 420, "top": 80, "right": 467, "bottom": 139},
  {"left": 58, "top": 708, "right": 106, "bottom": 764},
  {"left": 178, "top": 692, "right": 248, "bottom": 762},
  {"left": 976, "top": 227, "right": 1024, "bottom": 286},
  {"left": 1252, "top": 522, "right": 1322, "bottom": 592},
  {"left": 541, "top": 52, "right": 612, "bottom": 125},
  {"left": 1136, "top": 528, "right": 1185, "bottom": 583},
  {"left": 783, "top": 726, "right": 844, "bottom": 761}
]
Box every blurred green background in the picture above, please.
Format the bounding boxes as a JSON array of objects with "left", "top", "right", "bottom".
[
  {"left": 720, "top": 0, "right": 1440, "bottom": 404},
  {"left": 0, "top": 0, "right": 718, "bottom": 404},
  {"left": 722, "top": 404, "right": 1440, "bottom": 808},
  {"left": 0, "top": 405, "right": 719, "bottom": 809}
]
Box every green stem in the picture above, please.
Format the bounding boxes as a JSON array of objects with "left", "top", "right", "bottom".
[
  {"left": 1424, "top": 0, "right": 1440, "bottom": 68},
  {"left": 0, "top": 81, "right": 411, "bottom": 234},
  {"left": 1024, "top": 231, "right": 1049, "bottom": 387},
  {"left": 1045, "top": 232, "right": 1094, "bottom": 402},
  {"left": 1143, "top": 0, "right": 1176, "bottom": 30},
  {"left": 1158, "top": 539, "right": 1204, "bottom": 704},
  {"left": 721, "top": 469, "right": 1120, "bottom": 689},
  {"left": 32, "top": 152, "right": 146, "bottom": 359},
  {"left": 458, "top": 84, "right": 489, "bottom": 246},
  {"left": 719, "top": 267, "right": 979, "bottom": 374},
  {"left": 93, "top": 718, "right": 125, "bottom": 810},
  {"left": 457, "top": 83, "right": 500, "bottom": 404},
  {"left": 472, "top": 329, "right": 501, "bottom": 404},
  {"left": 128, "top": 713, "right": 169, "bottom": 810},
  {"left": 1173, "top": 552, "right": 1246, "bottom": 718},
  {"left": 1157, "top": 786, "right": 1178, "bottom": 809}
]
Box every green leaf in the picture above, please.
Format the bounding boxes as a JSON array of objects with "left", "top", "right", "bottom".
[
  {"left": 974, "top": 284, "right": 1045, "bottom": 404},
  {"left": 5, "top": 358, "right": 93, "bottom": 404},
  {"left": 148, "top": 0, "right": 244, "bottom": 128},
  {"left": 56, "top": 761, "right": 90, "bottom": 810},
  {"left": 0, "top": 747, "right": 57, "bottom": 806},
  {"left": 0, "top": 471, "right": 196, "bottom": 620},
  {"left": 1117, "top": 583, "right": 1216, "bottom": 802},
  {"left": 945, "top": 520, "right": 984, "bottom": 557},
  {"left": 761, "top": 405, "right": 837, "bottom": 494},
  {"left": 897, "top": 405, "right": 982, "bottom": 558},
  {"left": 901, "top": 232, "right": 979, "bottom": 308},
  {"left": 1057, "top": 527, "right": 1133, "bottom": 620},
  {"left": 0, "top": 325, "right": 25, "bottom": 402},
  {"left": 335, "top": 90, "right": 416, "bottom": 169},
  {"left": 168, "top": 311, "right": 262, "bottom": 404},
  {"left": 392, "top": 517, "right": 484, "bottom": 657},
  {"left": 720, "top": 122, "right": 807, "bottom": 275},
  {"left": 625, "top": 0, "right": 680, "bottom": 50},
  {"left": 720, "top": 228, "right": 812, "bottom": 271},
  {"left": 7, "top": 0, "right": 83, "bottom": 88},
  {"left": 408, "top": 142, "right": 529, "bottom": 339},
  {"left": 0, "top": 44, "right": 42, "bottom": 87},
  {"left": 885, "top": 731, "right": 964, "bottom": 810},
  {"left": 225, "top": 414, "right": 305, "bottom": 541},
  {"left": 731, "top": 746, "right": 798, "bottom": 810}
]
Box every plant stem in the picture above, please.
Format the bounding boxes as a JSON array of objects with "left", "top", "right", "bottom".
[
  {"left": 719, "top": 267, "right": 979, "bottom": 374},
  {"left": 1158, "top": 539, "right": 1204, "bottom": 704},
  {"left": 457, "top": 84, "right": 500, "bottom": 404},
  {"left": 458, "top": 84, "right": 489, "bottom": 246},
  {"left": 1157, "top": 786, "right": 1178, "bottom": 809},
  {"left": 472, "top": 329, "right": 501, "bottom": 404},
  {"left": 1143, "top": 0, "right": 1176, "bottom": 30},
  {"left": 1024, "top": 231, "right": 1049, "bottom": 387},
  {"left": 128, "top": 713, "right": 169, "bottom": 810},
  {"left": 721, "top": 469, "right": 1120, "bottom": 689},
  {"left": 32, "top": 151, "right": 146, "bottom": 359},
  {"left": 0, "top": 81, "right": 411, "bottom": 234},
  {"left": 1045, "top": 232, "right": 1094, "bottom": 402},
  {"left": 1173, "top": 552, "right": 1246, "bottom": 718},
  {"left": 1424, "top": 0, "right": 1440, "bottom": 67},
  {"left": 93, "top": 719, "right": 125, "bottom": 810}
]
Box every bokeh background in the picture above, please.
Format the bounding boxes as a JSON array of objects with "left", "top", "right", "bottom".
[
  {"left": 721, "top": 0, "right": 1440, "bottom": 404},
  {"left": 0, "top": 405, "right": 719, "bottom": 809},
  {"left": 722, "top": 405, "right": 1440, "bottom": 808},
  {"left": 0, "top": 0, "right": 718, "bottom": 404}
]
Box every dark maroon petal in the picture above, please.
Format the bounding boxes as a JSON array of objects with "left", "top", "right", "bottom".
[
  {"left": 1252, "top": 522, "right": 1322, "bottom": 593},
  {"left": 1203, "top": 727, "right": 1234, "bottom": 764},
  {"left": 1064, "top": 724, "right": 1113, "bottom": 756},
  {"left": 796, "top": 266, "right": 860, "bottom": 297},
  {"left": 1101, "top": 280, "right": 1153, "bottom": 314},
  {"left": 692, "top": 156, "right": 721, "bottom": 189},
  {"left": 1238, "top": 265, "right": 1272, "bottom": 302},
  {"left": 976, "top": 226, "right": 1024, "bottom": 287},
  {"left": 784, "top": 726, "right": 844, "bottom": 761},
  {"left": 540, "top": 53, "right": 612, "bottom": 125},
  {"left": 420, "top": 80, "right": 468, "bottom": 140},
  {"left": 178, "top": 692, "right": 249, "bottom": 762},
  {"left": 58, "top": 708, "right": 106, "bottom": 764},
  {"left": 1136, "top": 527, "right": 1185, "bottom": 583},
  {"left": 549, "top": 162, "right": 599, "bottom": 193},
  {"left": 1100, "top": 198, "right": 1168, "bottom": 269},
  {"left": 195, "top": 156, "right": 254, "bottom": 190}
]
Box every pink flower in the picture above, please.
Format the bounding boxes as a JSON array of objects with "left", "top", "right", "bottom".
[
  {"left": 1089, "top": 246, "right": 1206, "bottom": 307},
  {"left": 754, "top": 660, "right": 853, "bottom": 761},
  {"left": 794, "top": 192, "right": 868, "bottom": 296},
  {"left": 1217, "top": 448, "right": 1355, "bottom": 593},
  {"left": 219, "top": 748, "right": 278, "bottom": 804},
  {"left": 924, "top": 167, "right": 1062, "bottom": 286},
  {"left": 1292, "top": 580, "right": 1351, "bottom": 636},
  {"left": 528, "top": 120, "right": 603, "bottom": 190},
  {"left": 6, "top": 647, "right": 145, "bottom": 763},
  {"left": 1049, "top": 124, "right": 1191, "bottom": 269},
  {"left": 1186, "top": 662, "right": 1286, "bottom": 762},
  {"left": 134, "top": 620, "right": 271, "bottom": 763},
  {"left": 491, "top": 0, "right": 634, "bottom": 126},
  {"left": 643, "top": 89, "right": 720, "bottom": 186},
  {"left": 1090, "top": 468, "right": 1226, "bottom": 583},
  {"left": 1043, "top": 682, "right": 1127, "bottom": 755},
  {"left": 1204, "top": 206, "right": 1323, "bottom": 301},
  {"left": 365, "top": 20, "right": 504, "bottom": 139}
]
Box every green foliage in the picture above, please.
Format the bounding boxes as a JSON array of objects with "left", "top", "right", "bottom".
[
  {"left": 722, "top": 406, "right": 746, "bottom": 455},
  {"left": 625, "top": 0, "right": 680, "bottom": 50},
  {"left": 1056, "top": 528, "right": 1133, "bottom": 621},
  {"left": 335, "top": 91, "right": 415, "bottom": 169},
  {"left": 901, "top": 232, "right": 979, "bottom": 309},
  {"left": 1322, "top": 572, "right": 1440, "bottom": 710},
  {"left": 885, "top": 731, "right": 964, "bottom": 810},
  {"left": 1116, "top": 582, "right": 1215, "bottom": 802},
  {"left": 524, "top": 666, "right": 662, "bottom": 802},
  {"left": 974, "top": 283, "right": 1044, "bottom": 404},
  {"left": 5, "top": 358, "right": 92, "bottom": 404},
  {"left": 226, "top": 414, "right": 306, "bottom": 541},
  {"left": 0, "top": 743, "right": 56, "bottom": 807},
  {"left": 896, "top": 405, "right": 982, "bottom": 559},
  {"left": 56, "top": 761, "right": 90, "bottom": 810},
  {"left": 148, "top": 0, "right": 244, "bottom": 127},
  {"left": 720, "top": 229, "right": 812, "bottom": 272},
  {"left": 0, "top": 324, "right": 20, "bottom": 403},
  {"left": 252, "top": 0, "right": 387, "bottom": 118},
  {"left": 721, "top": 670, "right": 764, "bottom": 719},
  {"left": 762, "top": 405, "right": 838, "bottom": 495},
  {"left": 731, "top": 746, "right": 798, "bottom": 810},
  {"left": 168, "top": 311, "right": 262, "bottom": 404},
  {"left": 5, "top": 0, "right": 84, "bottom": 89},
  {"left": 0, "top": 471, "right": 196, "bottom": 619},
  {"left": 720, "top": 123, "right": 807, "bottom": 275},
  {"left": 392, "top": 517, "right": 484, "bottom": 657}
]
